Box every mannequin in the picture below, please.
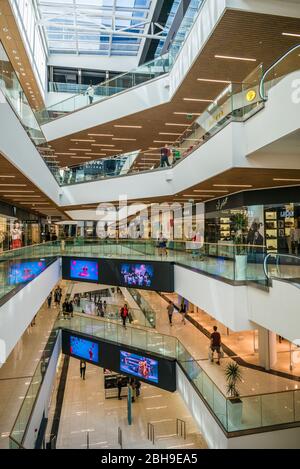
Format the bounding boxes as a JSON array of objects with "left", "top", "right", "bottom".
[{"left": 11, "top": 220, "right": 23, "bottom": 249}]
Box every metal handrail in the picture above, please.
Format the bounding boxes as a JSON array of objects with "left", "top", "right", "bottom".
[
  {"left": 147, "top": 422, "right": 155, "bottom": 444},
  {"left": 259, "top": 44, "right": 300, "bottom": 100},
  {"left": 263, "top": 252, "right": 300, "bottom": 279},
  {"left": 176, "top": 418, "right": 187, "bottom": 440},
  {"left": 118, "top": 427, "right": 123, "bottom": 449}
]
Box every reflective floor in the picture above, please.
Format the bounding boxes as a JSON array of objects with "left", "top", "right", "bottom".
[{"left": 50, "top": 357, "right": 207, "bottom": 450}]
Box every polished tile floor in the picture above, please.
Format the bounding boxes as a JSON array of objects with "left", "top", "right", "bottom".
[
  {"left": 0, "top": 292, "right": 62, "bottom": 448},
  {"left": 54, "top": 357, "right": 207, "bottom": 449}
]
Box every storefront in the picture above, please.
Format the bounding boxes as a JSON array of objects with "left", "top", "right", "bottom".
[
  {"left": 205, "top": 186, "right": 300, "bottom": 255},
  {"left": 0, "top": 201, "right": 42, "bottom": 252}
]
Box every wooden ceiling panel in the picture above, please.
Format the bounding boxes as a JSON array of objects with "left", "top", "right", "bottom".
[{"left": 48, "top": 9, "right": 300, "bottom": 168}]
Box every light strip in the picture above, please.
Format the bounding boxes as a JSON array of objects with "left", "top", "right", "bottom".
[
  {"left": 71, "top": 156, "right": 92, "bottom": 159},
  {"left": 273, "top": 178, "right": 300, "bottom": 182},
  {"left": 159, "top": 132, "right": 181, "bottom": 136},
  {"left": 88, "top": 133, "right": 114, "bottom": 137},
  {"left": 53, "top": 152, "right": 76, "bottom": 156},
  {"left": 87, "top": 153, "right": 107, "bottom": 156},
  {"left": 282, "top": 32, "right": 300, "bottom": 38},
  {"left": 5, "top": 195, "right": 41, "bottom": 198},
  {"left": 165, "top": 123, "right": 190, "bottom": 127},
  {"left": 213, "top": 184, "right": 253, "bottom": 188},
  {"left": 114, "top": 125, "right": 142, "bottom": 129},
  {"left": 183, "top": 98, "right": 213, "bottom": 102},
  {"left": 92, "top": 144, "right": 115, "bottom": 147},
  {"left": 194, "top": 189, "right": 229, "bottom": 193},
  {"left": 0, "top": 175, "right": 15, "bottom": 178},
  {"left": 112, "top": 138, "right": 137, "bottom": 141},
  {"left": 0, "top": 184, "right": 27, "bottom": 187},
  {"left": 153, "top": 140, "right": 175, "bottom": 144},
  {"left": 215, "top": 55, "right": 256, "bottom": 62},
  {"left": 173, "top": 112, "right": 202, "bottom": 116},
  {"left": 0, "top": 190, "right": 34, "bottom": 193},
  {"left": 102, "top": 148, "right": 122, "bottom": 152},
  {"left": 20, "top": 202, "right": 50, "bottom": 205},
  {"left": 70, "top": 139, "right": 95, "bottom": 142},
  {"left": 197, "top": 78, "right": 231, "bottom": 84},
  {"left": 69, "top": 148, "right": 92, "bottom": 152}
]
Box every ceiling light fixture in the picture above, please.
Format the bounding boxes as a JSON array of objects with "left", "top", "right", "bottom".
[
  {"left": 91, "top": 143, "right": 115, "bottom": 147},
  {"left": 197, "top": 78, "right": 231, "bottom": 84},
  {"left": 71, "top": 156, "right": 92, "bottom": 159},
  {"left": 112, "top": 138, "right": 137, "bottom": 141},
  {"left": 165, "top": 123, "right": 190, "bottom": 127},
  {"left": 213, "top": 184, "right": 253, "bottom": 188},
  {"left": 183, "top": 98, "right": 213, "bottom": 102},
  {"left": 55, "top": 152, "right": 76, "bottom": 156},
  {"left": 70, "top": 139, "right": 95, "bottom": 142},
  {"left": 69, "top": 148, "right": 92, "bottom": 151},
  {"left": 114, "top": 125, "right": 142, "bottom": 129},
  {"left": 88, "top": 133, "right": 114, "bottom": 137},
  {"left": 273, "top": 178, "right": 300, "bottom": 182},
  {"left": 159, "top": 132, "right": 181, "bottom": 136},
  {"left": 173, "top": 112, "right": 202, "bottom": 116},
  {"left": 102, "top": 148, "right": 122, "bottom": 152},
  {"left": 215, "top": 55, "right": 256, "bottom": 62},
  {"left": 193, "top": 189, "right": 229, "bottom": 193},
  {"left": 282, "top": 32, "right": 300, "bottom": 38}
]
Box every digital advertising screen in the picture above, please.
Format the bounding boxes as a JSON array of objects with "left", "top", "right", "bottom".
[
  {"left": 70, "top": 335, "right": 99, "bottom": 363},
  {"left": 8, "top": 260, "right": 46, "bottom": 285},
  {"left": 120, "top": 350, "right": 158, "bottom": 384},
  {"left": 120, "top": 263, "right": 154, "bottom": 288},
  {"left": 70, "top": 259, "right": 99, "bottom": 282}
]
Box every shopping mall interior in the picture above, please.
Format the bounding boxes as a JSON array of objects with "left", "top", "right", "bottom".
[{"left": 0, "top": 0, "right": 300, "bottom": 453}]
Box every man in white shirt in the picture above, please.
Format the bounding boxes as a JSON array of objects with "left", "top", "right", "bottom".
[{"left": 86, "top": 82, "right": 95, "bottom": 104}]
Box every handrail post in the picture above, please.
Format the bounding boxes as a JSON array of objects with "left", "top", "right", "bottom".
[
  {"left": 147, "top": 422, "right": 154, "bottom": 444},
  {"left": 86, "top": 431, "right": 89, "bottom": 449},
  {"left": 118, "top": 427, "right": 123, "bottom": 449}
]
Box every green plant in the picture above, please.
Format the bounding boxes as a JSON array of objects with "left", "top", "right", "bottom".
[
  {"left": 231, "top": 212, "right": 248, "bottom": 255},
  {"left": 225, "top": 362, "right": 242, "bottom": 398}
]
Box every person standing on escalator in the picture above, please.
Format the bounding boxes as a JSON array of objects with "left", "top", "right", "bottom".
[{"left": 86, "top": 82, "right": 95, "bottom": 105}]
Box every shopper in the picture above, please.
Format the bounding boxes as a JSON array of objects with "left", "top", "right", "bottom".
[
  {"left": 103, "top": 300, "right": 107, "bottom": 315},
  {"left": 62, "top": 299, "right": 68, "bottom": 319},
  {"left": 47, "top": 292, "right": 52, "bottom": 308},
  {"left": 160, "top": 144, "right": 171, "bottom": 168},
  {"left": 210, "top": 326, "right": 222, "bottom": 365},
  {"left": 130, "top": 378, "right": 136, "bottom": 402},
  {"left": 167, "top": 300, "right": 174, "bottom": 326},
  {"left": 86, "top": 82, "right": 95, "bottom": 104},
  {"left": 117, "top": 376, "right": 123, "bottom": 400},
  {"left": 135, "top": 380, "right": 141, "bottom": 398},
  {"left": 157, "top": 232, "right": 167, "bottom": 257},
  {"left": 69, "top": 300, "right": 74, "bottom": 318},
  {"left": 120, "top": 304, "right": 129, "bottom": 328},
  {"left": 80, "top": 360, "right": 86, "bottom": 380},
  {"left": 180, "top": 300, "right": 187, "bottom": 325}
]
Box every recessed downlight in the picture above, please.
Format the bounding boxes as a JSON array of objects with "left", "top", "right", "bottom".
[{"left": 213, "top": 184, "right": 253, "bottom": 188}]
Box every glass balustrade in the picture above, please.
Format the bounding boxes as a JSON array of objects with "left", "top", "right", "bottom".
[
  {"left": 0, "top": 238, "right": 268, "bottom": 284},
  {"left": 259, "top": 44, "right": 300, "bottom": 100},
  {"left": 9, "top": 293, "right": 300, "bottom": 448}
]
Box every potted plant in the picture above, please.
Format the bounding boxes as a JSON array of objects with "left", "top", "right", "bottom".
[
  {"left": 231, "top": 212, "right": 248, "bottom": 280},
  {"left": 225, "top": 362, "right": 243, "bottom": 429}
]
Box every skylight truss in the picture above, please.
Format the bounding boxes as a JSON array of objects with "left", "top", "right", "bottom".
[{"left": 34, "top": 0, "right": 164, "bottom": 56}]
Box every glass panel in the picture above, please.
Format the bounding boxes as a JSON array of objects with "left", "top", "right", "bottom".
[
  {"left": 202, "top": 373, "right": 214, "bottom": 408},
  {"left": 227, "top": 396, "right": 261, "bottom": 432},
  {"left": 261, "top": 392, "right": 294, "bottom": 426}
]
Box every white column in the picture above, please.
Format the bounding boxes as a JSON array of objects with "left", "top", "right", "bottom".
[{"left": 258, "top": 326, "right": 277, "bottom": 370}]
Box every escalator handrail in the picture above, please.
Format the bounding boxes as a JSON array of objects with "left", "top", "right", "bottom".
[
  {"left": 263, "top": 252, "right": 300, "bottom": 279},
  {"left": 259, "top": 43, "right": 300, "bottom": 100}
]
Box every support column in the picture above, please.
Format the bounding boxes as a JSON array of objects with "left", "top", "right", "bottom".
[{"left": 258, "top": 326, "right": 277, "bottom": 370}]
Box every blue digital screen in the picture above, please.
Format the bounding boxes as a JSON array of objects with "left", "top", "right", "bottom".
[
  {"left": 120, "top": 263, "right": 154, "bottom": 287},
  {"left": 70, "top": 259, "right": 98, "bottom": 281},
  {"left": 8, "top": 260, "right": 46, "bottom": 285},
  {"left": 70, "top": 335, "right": 99, "bottom": 363},
  {"left": 120, "top": 351, "right": 158, "bottom": 384}
]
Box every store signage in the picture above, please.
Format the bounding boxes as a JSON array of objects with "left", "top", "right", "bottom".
[
  {"left": 246, "top": 90, "right": 256, "bottom": 102},
  {"left": 280, "top": 209, "right": 294, "bottom": 218},
  {"left": 216, "top": 197, "right": 228, "bottom": 211}
]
